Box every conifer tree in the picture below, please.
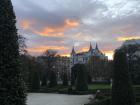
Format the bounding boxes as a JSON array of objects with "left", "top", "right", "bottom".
[
  {"left": 75, "top": 64, "right": 88, "bottom": 91},
  {"left": 62, "top": 73, "right": 68, "bottom": 86},
  {"left": 0, "top": 0, "right": 26, "bottom": 104},
  {"left": 32, "top": 71, "right": 40, "bottom": 91},
  {"left": 112, "top": 49, "right": 135, "bottom": 105},
  {"left": 49, "top": 70, "right": 57, "bottom": 87}
]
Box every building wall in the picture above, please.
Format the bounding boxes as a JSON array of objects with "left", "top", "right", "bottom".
[{"left": 70, "top": 49, "right": 108, "bottom": 68}]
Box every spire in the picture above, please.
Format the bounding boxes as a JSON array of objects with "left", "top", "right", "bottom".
[
  {"left": 95, "top": 43, "right": 99, "bottom": 50},
  {"left": 71, "top": 46, "right": 76, "bottom": 55},
  {"left": 89, "top": 42, "right": 93, "bottom": 52}
]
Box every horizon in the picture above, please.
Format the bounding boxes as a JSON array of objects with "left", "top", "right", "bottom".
[{"left": 11, "top": 0, "right": 140, "bottom": 60}]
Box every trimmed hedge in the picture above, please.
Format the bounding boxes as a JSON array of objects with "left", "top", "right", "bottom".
[
  {"left": 85, "top": 97, "right": 111, "bottom": 105},
  {"left": 136, "top": 97, "right": 140, "bottom": 102}
]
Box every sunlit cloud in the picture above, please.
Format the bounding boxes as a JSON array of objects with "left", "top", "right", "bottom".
[
  {"left": 61, "top": 53, "right": 70, "bottom": 57},
  {"left": 21, "top": 20, "right": 31, "bottom": 29},
  {"left": 78, "top": 47, "right": 89, "bottom": 53},
  {"left": 117, "top": 36, "right": 140, "bottom": 41},
  {"left": 32, "top": 19, "right": 79, "bottom": 37},
  {"left": 34, "top": 28, "right": 64, "bottom": 37},
  {"left": 65, "top": 19, "right": 79, "bottom": 27},
  {"left": 27, "top": 46, "right": 68, "bottom": 54},
  {"left": 103, "top": 50, "right": 114, "bottom": 60},
  {"left": 20, "top": 19, "right": 79, "bottom": 37}
]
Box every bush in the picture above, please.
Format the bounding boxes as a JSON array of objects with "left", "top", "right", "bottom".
[
  {"left": 112, "top": 50, "right": 135, "bottom": 105},
  {"left": 136, "top": 97, "right": 140, "bottom": 102},
  {"left": 75, "top": 64, "right": 88, "bottom": 91},
  {"left": 85, "top": 97, "right": 111, "bottom": 105},
  {"left": 0, "top": 0, "right": 26, "bottom": 104},
  {"left": 49, "top": 70, "right": 57, "bottom": 87}
]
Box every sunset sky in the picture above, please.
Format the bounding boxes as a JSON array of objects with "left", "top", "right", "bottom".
[{"left": 11, "top": 0, "right": 140, "bottom": 60}]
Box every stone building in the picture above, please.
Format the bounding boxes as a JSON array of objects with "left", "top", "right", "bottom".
[{"left": 70, "top": 43, "right": 108, "bottom": 68}]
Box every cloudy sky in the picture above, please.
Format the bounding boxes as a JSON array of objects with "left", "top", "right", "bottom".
[{"left": 11, "top": 0, "right": 140, "bottom": 59}]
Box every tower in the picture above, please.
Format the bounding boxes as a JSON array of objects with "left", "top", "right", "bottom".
[
  {"left": 88, "top": 42, "right": 93, "bottom": 52},
  {"left": 71, "top": 46, "right": 76, "bottom": 55},
  {"left": 95, "top": 43, "right": 99, "bottom": 50}
]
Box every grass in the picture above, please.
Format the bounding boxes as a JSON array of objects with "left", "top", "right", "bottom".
[
  {"left": 88, "top": 84, "right": 140, "bottom": 90},
  {"left": 88, "top": 84, "right": 111, "bottom": 90},
  {"left": 136, "top": 102, "right": 140, "bottom": 105},
  {"left": 39, "top": 83, "right": 140, "bottom": 95},
  {"left": 134, "top": 85, "right": 140, "bottom": 88}
]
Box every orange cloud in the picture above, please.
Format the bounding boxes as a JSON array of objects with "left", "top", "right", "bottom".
[
  {"left": 65, "top": 19, "right": 79, "bottom": 27},
  {"left": 20, "top": 20, "right": 35, "bottom": 30},
  {"left": 103, "top": 50, "right": 114, "bottom": 60},
  {"left": 21, "top": 20, "right": 31, "bottom": 29},
  {"left": 34, "top": 27, "right": 64, "bottom": 37},
  {"left": 61, "top": 53, "right": 70, "bottom": 57},
  {"left": 34, "top": 19, "right": 79, "bottom": 37},
  {"left": 27, "top": 46, "right": 68, "bottom": 53},
  {"left": 117, "top": 36, "right": 140, "bottom": 41},
  {"left": 20, "top": 19, "right": 79, "bottom": 37},
  {"left": 79, "top": 47, "right": 89, "bottom": 52}
]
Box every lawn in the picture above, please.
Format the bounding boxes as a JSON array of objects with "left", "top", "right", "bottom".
[
  {"left": 88, "top": 84, "right": 140, "bottom": 90},
  {"left": 88, "top": 84, "right": 111, "bottom": 90}
]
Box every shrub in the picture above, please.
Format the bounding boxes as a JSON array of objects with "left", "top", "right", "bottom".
[{"left": 112, "top": 50, "right": 135, "bottom": 105}]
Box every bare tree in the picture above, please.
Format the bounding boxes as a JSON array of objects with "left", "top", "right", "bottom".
[{"left": 39, "top": 49, "right": 58, "bottom": 86}]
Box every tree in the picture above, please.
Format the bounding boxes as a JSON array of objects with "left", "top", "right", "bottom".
[
  {"left": 112, "top": 49, "right": 135, "bottom": 105},
  {"left": 31, "top": 71, "right": 40, "bottom": 91},
  {"left": 75, "top": 64, "right": 88, "bottom": 91},
  {"left": 87, "top": 56, "right": 112, "bottom": 81},
  {"left": 0, "top": 0, "right": 26, "bottom": 104},
  {"left": 121, "top": 44, "right": 140, "bottom": 84},
  {"left": 62, "top": 73, "right": 68, "bottom": 86},
  {"left": 71, "top": 65, "right": 78, "bottom": 85},
  {"left": 18, "top": 35, "right": 27, "bottom": 55},
  {"left": 39, "top": 49, "right": 57, "bottom": 86},
  {"left": 49, "top": 70, "right": 57, "bottom": 87}
]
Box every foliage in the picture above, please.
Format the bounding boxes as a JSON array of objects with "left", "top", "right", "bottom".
[
  {"left": 20, "top": 55, "right": 42, "bottom": 91},
  {"left": 18, "top": 35, "right": 27, "bottom": 54},
  {"left": 87, "top": 56, "right": 112, "bottom": 81},
  {"left": 0, "top": 0, "right": 26, "bottom": 104},
  {"left": 74, "top": 64, "right": 88, "bottom": 91},
  {"left": 31, "top": 71, "right": 40, "bottom": 91},
  {"left": 71, "top": 65, "right": 78, "bottom": 85},
  {"left": 85, "top": 97, "right": 111, "bottom": 105},
  {"left": 112, "top": 49, "right": 135, "bottom": 105},
  {"left": 49, "top": 70, "right": 57, "bottom": 87},
  {"left": 121, "top": 44, "right": 140, "bottom": 84},
  {"left": 38, "top": 49, "right": 58, "bottom": 86},
  {"left": 62, "top": 73, "right": 68, "bottom": 86}
]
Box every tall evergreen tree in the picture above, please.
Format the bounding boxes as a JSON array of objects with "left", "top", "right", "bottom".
[
  {"left": 32, "top": 71, "right": 40, "bottom": 91},
  {"left": 75, "top": 64, "right": 88, "bottom": 91},
  {"left": 0, "top": 0, "right": 26, "bottom": 105},
  {"left": 112, "top": 49, "right": 135, "bottom": 105},
  {"left": 49, "top": 70, "right": 57, "bottom": 87},
  {"left": 62, "top": 73, "right": 68, "bottom": 86}
]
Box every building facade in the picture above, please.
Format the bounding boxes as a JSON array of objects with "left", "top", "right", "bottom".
[{"left": 70, "top": 43, "right": 108, "bottom": 68}]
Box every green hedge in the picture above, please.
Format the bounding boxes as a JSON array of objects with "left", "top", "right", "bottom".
[
  {"left": 136, "top": 97, "right": 140, "bottom": 102},
  {"left": 85, "top": 97, "right": 111, "bottom": 105}
]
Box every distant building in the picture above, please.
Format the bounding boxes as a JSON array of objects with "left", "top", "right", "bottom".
[{"left": 70, "top": 43, "right": 108, "bottom": 68}]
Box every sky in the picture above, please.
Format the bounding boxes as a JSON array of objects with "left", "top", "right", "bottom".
[{"left": 11, "top": 0, "right": 140, "bottom": 60}]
